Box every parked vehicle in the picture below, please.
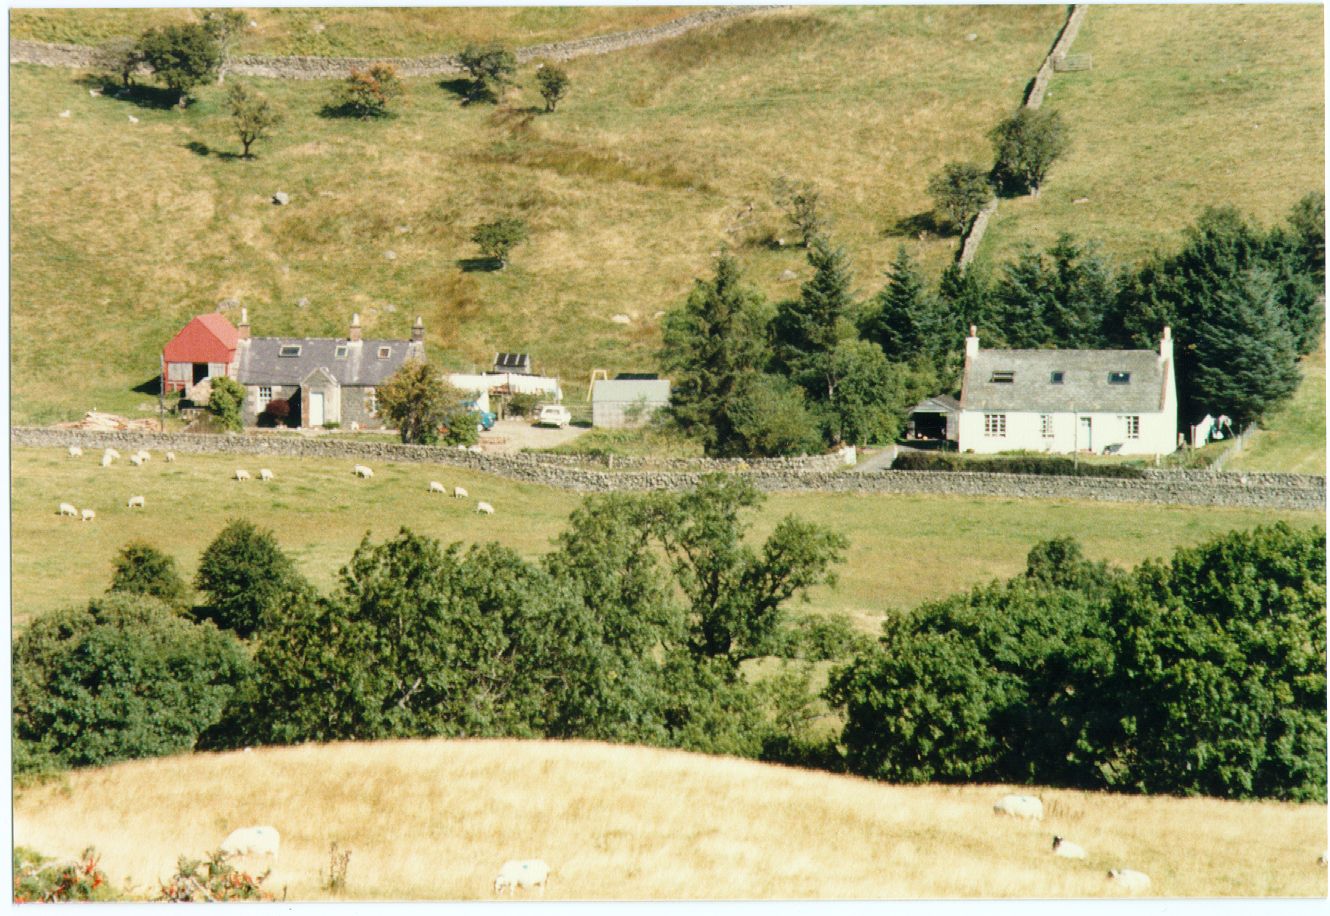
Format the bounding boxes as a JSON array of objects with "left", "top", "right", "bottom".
[
  {"left": 536, "top": 404, "right": 572, "bottom": 428},
  {"left": 463, "top": 400, "right": 497, "bottom": 431}
]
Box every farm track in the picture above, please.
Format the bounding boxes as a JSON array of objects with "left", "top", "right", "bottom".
[{"left": 9, "top": 6, "right": 791, "bottom": 79}]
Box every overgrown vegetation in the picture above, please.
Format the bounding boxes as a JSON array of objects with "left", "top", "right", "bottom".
[{"left": 13, "top": 846, "right": 115, "bottom": 903}]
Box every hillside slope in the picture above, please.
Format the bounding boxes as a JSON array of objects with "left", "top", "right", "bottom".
[{"left": 13, "top": 738, "right": 1327, "bottom": 899}]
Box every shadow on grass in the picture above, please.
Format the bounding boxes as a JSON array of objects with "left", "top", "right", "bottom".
[
  {"left": 74, "top": 73, "right": 183, "bottom": 110},
  {"left": 887, "top": 210, "right": 950, "bottom": 239},
  {"left": 457, "top": 257, "right": 504, "bottom": 272},
  {"left": 132, "top": 376, "right": 162, "bottom": 396},
  {"left": 317, "top": 103, "right": 396, "bottom": 120},
  {"left": 183, "top": 141, "right": 243, "bottom": 161}
]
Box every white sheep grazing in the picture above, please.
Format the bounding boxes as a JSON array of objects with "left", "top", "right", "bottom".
[
  {"left": 81, "top": 509, "right": 96, "bottom": 522},
  {"left": 429, "top": 481, "right": 446, "bottom": 494},
  {"left": 58, "top": 503, "right": 78, "bottom": 517},
  {"left": 493, "top": 859, "right": 549, "bottom": 896},
  {"left": 353, "top": 465, "right": 374, "bottom": 478},
  {"left": 220, "top": 826, "right": 280, "bottom": 860},
  {"left": 135, "top": 449, "right": 151, "bottom": 462},
  {"left": 100, "top": 453, "right": 114, "bottom": 468},
  {"left": 68, "top": 446, "right": 83, "bottom": 458},
  {"left": 234, "top": 469, "right": 251, "bottom": 481},
  {"left": 259, "top": 468, "right": 274, "bottom": 481},
  {"left": 1107, "top": 869, "right": 1151, "bottom": 893},
  {"left": 127, "top": 495, "right": 145, "bottom": 509},
  {"left": 476, "top": 501, "right": 495, "bottom": 515},
  {"left": 1052, "top": 836, "right": 1086, "bottom": 859},
  {"left": 165, "top": 451, "right": 176, "bottom": 463},
  {"left": 129, "top": 454, "right": 144, "bottom": 467},
  {"left": 453, "top": 486, "right": 468, "bottom": 499},
  {"left": 993, "top": 794, "right": 1043, "bottom": 821},
  {"left": 104, "top": 448, "right": 121, "bottom": 460}
]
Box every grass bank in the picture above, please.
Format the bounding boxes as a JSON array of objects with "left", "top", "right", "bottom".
[
  {"left": 13, "top": 738, "right": 1327, "bottom": 899},
  {"left": 13, "top": 446, "right": 1320, "bottom": 630},
  {"left": 1226, "top": 335, "right": 1327, "bottom": 475}
]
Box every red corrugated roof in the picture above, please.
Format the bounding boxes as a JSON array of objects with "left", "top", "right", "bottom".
[{"left": 163, "top": 313, "right": 239, "bottom": 363}]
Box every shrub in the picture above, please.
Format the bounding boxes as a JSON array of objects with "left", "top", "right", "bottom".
[
  {"left": 207, "top": 376, "right": 245, "bottom": 432},
  {"left": 158, "top": 851, "right": 273, "bottom": 902},
  {"left": 333, "top": 63, "right": 404, "bottom": 118},
  {"left": 989, "top": 107, "right": 1070, "bottom": 196},
  {"left": 770, "top": 175, "right": 824, "bottom": 247},
  {"left": 376, "top": 361, "right": 452, "bottom": 445},
  {"left": 195, "top": 519, "right": 305, "bottom": 637},
  {"left": 109, "top": 540, "right": 190, "bottom": 609},
  {"left": 258, "top": 397, "right": 290, "bottom": 428},
  {"left": 458, "top": 42, "right": 516, "bottom": 102},
  {"left": 137, "top": 22, "right": 220, "bottom": 107},
  {"left": 471, "top": 217, "right": 528, "bottom": 268},
  {"left": 926, "top": 162, "right": 994, "bottom": 234},
  {"left": 506, "top": 391, "right": 540, "bottom": 418},
  {"left": 13, "top": 847, "right": 115, "bottom": 903},
  {"left": 12, "top": 594, "right": 251, "bottom": 770},
  {"left": 891, "top": 451, "right": 1147, "bottom": 478}
]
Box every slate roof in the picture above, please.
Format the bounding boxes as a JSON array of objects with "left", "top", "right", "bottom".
[
  {"left": 236, "top": 337, "right": 425, "bottom": 387},
  {"left": 910, "top": 394, "right": 960, "bottom": 414},
  {"left": 592, "top": 379, "right": 672, "bottom": 403},
  {"left": 961, "top": 348, "right": 1168, "bottom": 413}
]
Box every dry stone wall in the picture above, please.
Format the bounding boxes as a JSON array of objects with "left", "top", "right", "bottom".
[
  {"left": 11, "top": 7, "right": 789, "bottom": 80},
  {"left": 13, "top": 427, "right": 1323, "bottom": 511}
]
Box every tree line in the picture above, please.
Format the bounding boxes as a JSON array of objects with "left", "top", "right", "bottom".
[
  {"left": 16, "top": 488, "right": 1322, "bottom": 802},
  {"left": 663, "top": 195, "right": 1324, "bottom": 457}
]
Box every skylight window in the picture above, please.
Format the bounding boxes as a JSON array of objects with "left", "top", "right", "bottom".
[
  {"left": 278, "top": 345, "right": 301, "bottom": 358},
  {"left": 335, "top": 345, "right": 348, "bottom": 359},
  {"left": 990, "top": 370, "right": 1015, "bottom": 384},
  {"left": 378, "top": 346, "right": 392, "bottom": 359},
  {"left": 1108, "top": 372, "right": 1131, "bottom": 385},
  {"left": 1050, "top": 371, "right": 1065, "bottom": 384}
]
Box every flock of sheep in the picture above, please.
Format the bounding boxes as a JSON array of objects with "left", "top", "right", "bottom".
[
  {"left": 992, "top": 793, "right": 1153, "bottom": 892},
  {"left": 216, "top": 824, "right": 548, "bottom": 896},
  {"left": 54, "top": 445, "right": 500, "bottom": 520}
]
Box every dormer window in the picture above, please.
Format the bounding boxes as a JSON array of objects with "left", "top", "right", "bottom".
[
  {"left": 335, "top": 345, "right": 348, "bottom": 359},
  {"left": 990, "top": 370, "right": 1015, "bottom": 384},
  {"left": 278, "top": 345, "right": 301, "bottom": 358},
  {"left": 1108, "top": 371, "right": 1131, "bottom": 385},
  {"left": 1050, "top": 371, "right": 1065, "bottom": 384},
  {"left": 378, "top": 346, "right": 392, "bottom": 359}
]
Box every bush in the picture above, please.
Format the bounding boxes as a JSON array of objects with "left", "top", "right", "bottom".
[
  {"left": 207, "top": 376, "right": 245, "bottom": 432},
  {"left": 12, "top": 594, "right": 251, "bottom": 770},
  {"left": 471, "top": 217, "right": 528, "bottom": 268},
  {"left": 506, "top": 391, "right": 540, "bottom": 418},
  {"left": 926, "top": 162, "right": 994, "bottom": 234},
  {"left": 195, "top": 519, "right": 305, "bottom": 637},
  {"left": 458, "top": 42, "right": 516, "bottom": 102},
  {"left": 257, "top": 397, "right": 290, "bottom": 428},
  {"left": 13, "top": 847, "right": 115, "bottom": 903},
  {"left": 109, "top": 540, "right": 190, "bottom": 609},
  {"left": 332, "top": 63, "right": 404, "bottom": 118},
  {"left": 989, "top": 107, "right": 1070, "bottom": 196},
  {"left": 891, "top": 451, "right": 1147, "bottom": 478},
  {"left": 158, "top": 851, "right": 273, "bottom": 902}
]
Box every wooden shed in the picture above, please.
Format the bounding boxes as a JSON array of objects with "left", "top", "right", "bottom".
[{"left": 162, "top": 312, "right": 240, "bottom": 394}]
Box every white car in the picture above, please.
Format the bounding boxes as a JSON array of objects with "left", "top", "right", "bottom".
[{"left": 536, "top": 404, "right": 572, "bottom": 428}]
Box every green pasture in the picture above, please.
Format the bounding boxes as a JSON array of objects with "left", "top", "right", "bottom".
[
  {"left": 13, "top": 446, "right": 1320, "bottom": 632},
  {"left": 1226, "top": 336, "right": 1327, "bottom": 475}
]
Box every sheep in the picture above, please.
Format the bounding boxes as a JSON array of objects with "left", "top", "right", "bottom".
[
  {"left": 165, "top": 451, "right": 176, "bottom": 463},
  {"left": 127, "top": 495, "right": 145, "bottom": 509},
  {"left": 68, "top": 446, "right": 83, "bottom": 458},
  {"left": 429, "top": 481, "right": 446, "bottom": 494},
  {"left": 259, "top": 468, "right": 274, "bottom": 481},
  {"left": 81, "top": 509, "right": 96, "bottom": 522},
  {"left": 58, "top": 503, "right": 78, "bottom": 517},
  {"left": 129, "top": 454, "right": 144, "bottom": 467},
  {"left": 476, "top": 501, "right": 495, "bottom": 515},
  {"left": 1107, "top": 869, "right": 1151, "bottom": 893},
  {"left": 493, "top": 859, "right": 549, "bottom": 896},
  {"left": 135, "top": 449, "right": 151, "bottom": 462},
  {"left": 234, "top": 469, "right": 251, "bottom": 481},
  {"left": 993, "top": 794, "right": 1043, "bottom": 821},
  {"left": 104, "top": 448, "right": 121, "bottom": 460},
  {"left": 353, "top": 465, "right": 374, "bottom": 478},
  {"left": 453, "top": 486, "right": 468, "bottom": 499},
  {"left": 100, "top": 454, "right": 114, "bottom": 468},
  {"left": 1052, "top": 836, "right": 1086, "bottom": 859},
  {"left": 220, "top": 826, "right": 280, "bottom": 860}
]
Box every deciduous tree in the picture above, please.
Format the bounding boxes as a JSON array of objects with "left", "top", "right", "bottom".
[
  {"left": 459, "top": 43, "right": 517, "bottom": 103},
  {"left": 226, "top": 81, "right": 281, "bottom": 159},
  {"left": 138, "top": 23, "right": 221, "bottom": 107},
  {"left": 334, "top": 63, "right": 404, "bottom": 118},
  {"left": 109, "top": 541, "right": 189, "bottom": 609},
  {"left": 989, "top": 107, "right": 1070, "bottom": 197},
  {"left": 535, "top": 64, "right": 569, "bottom": 112},
  {"left": 926, "top": 161, "right": 993, "bottom": 234},
  {"left": 195, "top": 519, "right": 305, "bottom": 637},
  {"left": 471, "top": 216, "right": 528, "bottom": 268},
  {"left": 375, "top": 360, "right": 451, "bottom": 445}
]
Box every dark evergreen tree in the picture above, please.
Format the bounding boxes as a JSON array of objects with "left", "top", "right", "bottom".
[
  {"left": 195, "top": 519, "right": 305, "bottom": 637},
  {"left": 993, "top": 235, "right": 1113, "bottom": 349},
  {"left": 109, "top": 541, "right": 190, "bottom": 609},
  {"left": 772, "top": 235, "right": 858, "bottom": 405},
  {"left": 862, "top": 246, "right": 934, "bottom": 362}
]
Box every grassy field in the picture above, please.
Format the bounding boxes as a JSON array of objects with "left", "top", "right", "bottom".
[
  {"left": 9, "top": 6, "right": 696, "bottom": 57},
  {"left": 1227, "top": 336, "right": 1327, "bottom": 475},
  {"left": 13, "top": 738, "right": 1328, "bottom": 899},
  {"left": 12, "top": 446, "right": 1322, "bottom": 631},
  {"left": 9, "top": 5, "right": 1068, "bottom": 424},
  {"left": 980, "top": 4, "right": 1324, "bottom": 265}
]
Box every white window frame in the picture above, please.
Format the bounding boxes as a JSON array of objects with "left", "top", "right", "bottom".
[
  {"left": 364, "top": 388, "right": 378, "bottom": 416},
  {"left": 983, "top": 413, "right": 1007, "bottom": 437},
  {"left": 1040, "top": 415, "right": 1054, "bottom": 438},
  {"left": 1124, "top": 415, "right": 1141, "bottom": 439},
  {"left": 258, "top": 386, "right": 273, "bottom": 410}
]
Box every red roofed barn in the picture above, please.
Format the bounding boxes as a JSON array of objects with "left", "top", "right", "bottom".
[{"left": 162, "top": 312, "right": 241, "bottom": 394}]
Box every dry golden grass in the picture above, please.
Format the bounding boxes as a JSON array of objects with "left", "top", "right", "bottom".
[{"left": 12, "top": 739, "right": 1327, "bottom": 900}]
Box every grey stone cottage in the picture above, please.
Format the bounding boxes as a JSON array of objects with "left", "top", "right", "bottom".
[{"left": 233, "top": 311, "right": 426, "bottom": 429}]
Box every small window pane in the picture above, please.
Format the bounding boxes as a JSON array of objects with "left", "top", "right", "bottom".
[
  {"left": 990, "top": 370, "right": 1015, "bottom": 384},
  {"left": 1050, "top": 371, "right": 1065, "bottom": 384},
  {"left": 378, "top": 346, "right": 392, "bottom": 359},
  {"left": 984, "top": 413, "right": 1006, "bottom": 437},
  {"left": 1041, "top": 415, "right": 1054, "bottom": 438},
  {"left": 1108, "top": 371, "right": 1131, "bottom": 385},
  {"left": 279, "top": 345, "right": 301, "bottom": 358},
  {"left": 335, "top": 345, "right": 348, "bottom": 359}
]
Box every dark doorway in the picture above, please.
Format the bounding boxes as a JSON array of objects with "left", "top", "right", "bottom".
[
  {"left": 909, "top": 412, "right": 948, "bottom": 440},
  {"left": 193, "top": 363, "right": 209, "bottom": 384}
]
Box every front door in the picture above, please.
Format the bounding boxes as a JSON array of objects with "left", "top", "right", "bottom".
[
  {"left": 1079, "top": 416, "right": 1092, "bottom": 452},
  {"left": 310, "top": 391, "right": 325, "bottom": 427}
]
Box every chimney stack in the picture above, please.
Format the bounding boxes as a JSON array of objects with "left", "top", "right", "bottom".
[
  {"left": 1159, "top": 326, "right": 1173, "bottom": 361},
  {"left": 349, "top": 313, "right": 362, "bottom": 342},
  {"left": 411, "top": 315, "right": 425, "bottom": 343},
  {"left": 965, "top": 324, "right": 980, "bottom": 358},
  {"left": 238, "top": 307, "right": 250, "bottom": 341}
]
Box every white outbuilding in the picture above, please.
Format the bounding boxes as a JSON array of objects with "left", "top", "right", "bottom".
[
  {"left": 956, "top": 326, "right": 1178, "bottom": 457},
  {"left": 592, "top": 377, "right": 671, "bottom": 429}
]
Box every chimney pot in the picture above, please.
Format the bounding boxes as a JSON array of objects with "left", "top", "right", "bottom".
[
  {"left": 238, "top": 307, "right": 250, "bottom": 341},
  {"left": 349, "top": 313, "right": 362, "bottom": 342},
  {"left": 411, "top": 315, "right": 425, "bottom": 342},
  {"left": 965, "top": 325, "right": 980, "bottom": 358}
]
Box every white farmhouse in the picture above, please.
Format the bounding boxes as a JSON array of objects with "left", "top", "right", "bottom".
[{"left": 957, "top": 326, "right": 1177, "bottom": 456}]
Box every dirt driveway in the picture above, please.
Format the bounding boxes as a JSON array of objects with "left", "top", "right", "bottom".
[{"left": 477, "top": 418, "right": 590, "bottom": 454}]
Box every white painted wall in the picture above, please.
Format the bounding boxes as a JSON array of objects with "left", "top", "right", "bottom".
[{"left": 958, "top": 409, "right": 1176, "bottom": 456}]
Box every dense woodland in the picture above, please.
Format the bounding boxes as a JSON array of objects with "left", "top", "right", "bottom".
[{"left": 15, "top": 477, "right": 1325, "bottom": 803}]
